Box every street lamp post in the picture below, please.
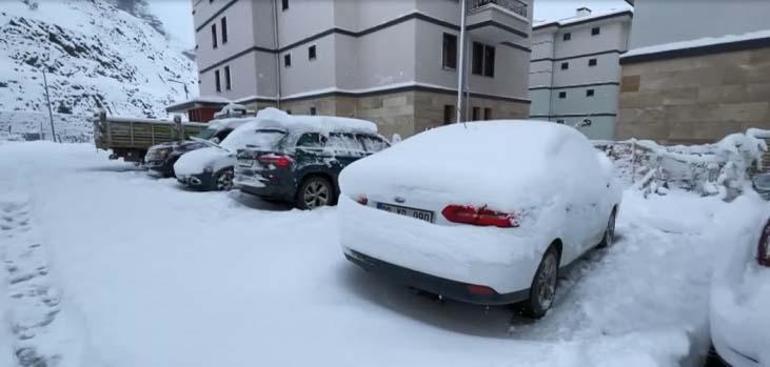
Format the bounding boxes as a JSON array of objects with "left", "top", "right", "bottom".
[{"left": 456, "top": 0, "right": 467, "bottom": 124}]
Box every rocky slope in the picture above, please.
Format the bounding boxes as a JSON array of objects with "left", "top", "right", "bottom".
[{"left": 0, "top": 0, "right": 198, "bottom": 140}]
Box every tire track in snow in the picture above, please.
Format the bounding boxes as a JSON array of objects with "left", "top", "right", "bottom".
[{"left": 1, "top": 197, "right": 65, "bottom": 367}]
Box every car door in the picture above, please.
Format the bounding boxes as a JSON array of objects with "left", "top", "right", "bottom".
[
  {"left": 327, "top": 132, "right": 366, "bottom": 172},
  {"left": 294, "top": 132, "right": 331, "bottom": 175}
]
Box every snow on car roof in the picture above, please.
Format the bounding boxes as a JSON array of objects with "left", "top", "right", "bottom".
[
  {"left": 206, "top": 117, "right": 256, "bottom": 131},
  {"left": 254, "top": 107, "right": 378, "bottom": 135}
]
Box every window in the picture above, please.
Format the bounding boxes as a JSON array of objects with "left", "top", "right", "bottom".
[
  {"left": 224, "top": 66, "right": 231, "bottom": 90},
  {"left": 215, "top": 70, "right": 221, "bottom": 92},
  {"left": 558, "top": 91, "right": 566, "bottom": 99},
  {"left": 483, "top": 45, "right": 495, "bottom": 77},
  {"left": 442, "top": 33, "right": 457, "bottom": 69},
  {"left": 561, "top": 62, "right": 569, "bottom": 70},
  {"left": 309, "top": 107, "right": 317, "bottom": 115},
  {"left": 211, "top": 24, "right": 217, "bottom": 48},
  {"left": 472, "top": 106, "right": 481, "bottom": 120},
  {"left": 586, "top": 89, "right": 595, "bottom": 97},
  {"left": 357, "top": 135, "right": 389, "bottom": 153},
  {"left": 556, "top": 119, "right": 565, "bottom": 124},
  {"left": 308, "top": 45, "right": 317, "bottom": 61},
  {"left": 563, "top": 32, "right": 571, "bottom": 41},
  {"left": 592, "top": 27, "right": 601, "bottom": 36},
  {"left": 472, "top": 42, "right": 495, "bottom": 77},
  {"left": 221, "top": 17, "right": 228, "bottom": 44},
  {"left": 284, "top": 53, "right": 291, "bottom": 67},
  {"left": 484, "top": 108, "right": 493, "bottom": 120},
  {"left": 282, "top": 0, "right": 289, "bottom": 11},
  {"left": 588, "top": 58, "right": 597, "bottom": 67},
  {"left": 296, "top": 133, "right": 325, "bottom": 149},
  {"left": 443, "top": 105, "right": 454, "bottom": 124},
  {"left": 328, "top": 133, "right": 366, "bottom": 157}
]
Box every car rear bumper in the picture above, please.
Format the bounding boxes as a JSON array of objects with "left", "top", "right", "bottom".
[
  {"left": 235, "top": 170, "right": 296, "bottom": 201},
  {"left": 338, "top": 196, "right": 547, "bottom": 297},
  {"left": 344, "top": 248, "right": 530, "bottom": 305}
]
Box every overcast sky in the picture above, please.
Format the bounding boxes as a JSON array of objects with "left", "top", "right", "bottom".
[{"left": 149, "top": 0, "right": 632, "bottom": 49}]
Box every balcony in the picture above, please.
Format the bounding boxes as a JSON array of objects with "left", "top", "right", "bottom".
[
  {"left": 465, "top": 0, "right": 530, "bottom": 47},
  {"left": 467, "top": 0, "right": 528, "bottom": 18}
]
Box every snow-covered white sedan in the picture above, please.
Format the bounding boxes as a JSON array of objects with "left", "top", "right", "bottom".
[
  {"left": 338, "top": 121, "right": 622, "bottom": 318},
  {"left": 174, "top": 118, "right": 262, "bottom": 191},
  {"left": 710, "top": 195, "right": 770, "bottom": 366}
]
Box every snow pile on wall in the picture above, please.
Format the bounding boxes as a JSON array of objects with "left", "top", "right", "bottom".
[{"left": 596, "top": 130, "right": 767, "bottom": 199}]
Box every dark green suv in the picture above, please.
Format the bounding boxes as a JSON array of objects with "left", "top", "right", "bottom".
[{"left": 233, "top": 124, "right": 389, "bottom": 209}]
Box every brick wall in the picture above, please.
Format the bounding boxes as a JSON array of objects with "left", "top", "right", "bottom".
[{"left": 617, "top": 46, "right": 770, "bottom": 144}]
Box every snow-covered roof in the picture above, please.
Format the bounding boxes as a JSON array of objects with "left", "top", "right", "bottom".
[
  {"left": 623, "top": 29, "right": 770, "bottom": 59},
  {"left": 534, "top": 8, "right": 632, "bottom": 30},
  {"left": 254, "top": 107, "right": 378, "bottom": 135},
  {"left": 166, "top": 96, "right": 232, "bottom": 112}
]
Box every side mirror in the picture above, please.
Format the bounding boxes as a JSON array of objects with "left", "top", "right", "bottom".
[{"left": 211, "top": 137, "right": 221, "bottom": 144}]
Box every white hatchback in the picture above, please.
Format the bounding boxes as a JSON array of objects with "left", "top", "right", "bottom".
[
  {"left": 338, "top": 121, "right": 622, "bottom": 318},
  {"left": 710, "top": 188, "right": 770, "bottom": 366}
]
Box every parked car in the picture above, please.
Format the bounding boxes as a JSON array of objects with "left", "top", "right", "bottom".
[
  {"left": 234, "top": 108, "right": 388, "bottom": 209},
  {"left": 173, "top": 117, "right": 264, "bottom": 191},
  {"left": 337, "top": 120, "right": 622, "bottom": 318},
  {"left": 145, "top": 118, "right": 249, "bottom": 177},
  {"left": 710, "top": 187, "right": 770, "bottom": 366}
]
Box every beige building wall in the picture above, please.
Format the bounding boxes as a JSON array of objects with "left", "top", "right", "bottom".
[
  {"left": 258, "top": 91, "right": 529, "bottom": 138},
  {"left": 616, "top": 46, "right": 770, "bottom": 144}
]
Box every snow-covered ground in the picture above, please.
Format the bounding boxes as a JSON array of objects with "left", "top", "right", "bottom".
[{"left": 0, "top": 141, "right": 760, "bottom": 367}]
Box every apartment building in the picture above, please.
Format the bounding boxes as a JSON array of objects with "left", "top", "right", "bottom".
[
  {"left": 617, "top": 0, "right": 770, "bottom": 144},
  {"left": 171, "top": 0, "right": 533, "bottom": 137},
  {"left": 528, "top": 7, "right": 632, "bottom": 140}
]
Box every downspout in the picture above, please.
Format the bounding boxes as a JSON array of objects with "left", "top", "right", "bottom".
[
  {"left": 548, "top": 32, "right": 556, "bottom": 121},
  {"left": 272, "top": 0, "right": 282, "bottom": 108}
]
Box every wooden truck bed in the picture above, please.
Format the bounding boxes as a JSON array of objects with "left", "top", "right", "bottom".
[{"left": 93, "top": 113, "right": 207, "bottom": 163}]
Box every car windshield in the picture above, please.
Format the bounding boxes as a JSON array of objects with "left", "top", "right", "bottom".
[{"left": 195, "top": 127, "right": 219, "bottom": 141}]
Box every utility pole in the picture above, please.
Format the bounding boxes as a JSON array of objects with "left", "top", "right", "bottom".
[
  {"left": 455, "top": 0, "right": 467, "bottom": 124},
  {"left": 41, "top": 68, "right": 57, "bottom": 142}
]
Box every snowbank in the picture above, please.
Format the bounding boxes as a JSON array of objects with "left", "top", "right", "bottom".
[{"left": 596, "top": 130, "right": 766, "bottom": 199}]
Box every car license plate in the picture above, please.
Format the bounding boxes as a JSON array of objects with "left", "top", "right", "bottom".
[
  {"left": 237, "top": 159, "right": 254, "bottom": 167},
  {"left": 376, "top": 202, "right": 434, "bottom": 223}
]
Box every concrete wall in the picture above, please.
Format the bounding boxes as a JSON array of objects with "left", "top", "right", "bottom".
[
  {"left": 616, "top": 47, "right": 770, "bottom": 144},
  {"left": 629, "top": 0, "right": 770, "bottom": 49}
]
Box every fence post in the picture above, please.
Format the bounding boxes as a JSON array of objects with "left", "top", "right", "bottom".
[{"left": 631, "top": 140, "right": 637, "bottom": 184}]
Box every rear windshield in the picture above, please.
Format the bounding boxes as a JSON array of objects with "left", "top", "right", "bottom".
[{"left": 241, "top": 129, "right": 288, "bottom": 151}]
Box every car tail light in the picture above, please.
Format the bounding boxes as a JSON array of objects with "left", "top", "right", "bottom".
[
  {"left": 257, "top": 154, "right": 293, "bottom": 168},
  {"left": 442, "top": 205, "right": 519, "bottom": 228},
  {"left": 758, "top": 220, "right": 770, "bottom": 267},
  {"left": 355, "top": 195, "right": 368, "bottom": 205}
]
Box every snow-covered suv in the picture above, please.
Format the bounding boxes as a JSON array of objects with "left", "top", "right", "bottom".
[{"left": 233, "top": 108, "right": 388, "bottom": 209}]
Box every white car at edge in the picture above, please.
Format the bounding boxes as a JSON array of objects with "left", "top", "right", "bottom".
[
  {"left": 710, "top": 189, "right": 770, "bottom": 366},
  {"left": 338, "top": 120, "right": 622, "bottom": 318}
]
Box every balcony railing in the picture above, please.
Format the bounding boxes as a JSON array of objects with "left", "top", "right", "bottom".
[{"left": 467, "top": 0, "right": 528, "bottom": 18}]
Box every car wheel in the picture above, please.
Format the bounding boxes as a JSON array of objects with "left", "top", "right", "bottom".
[
  {"left": 297, "top": 176, "right": 334, "bottom": 210},
  {"left": 522, "top": 245, "right": 560, "bottom": 319},
  {"left": 598, "top": 208, "right": 617, "bottom": 248},
  {"left": 215, "top": 168, "right": 234, "bottom": 191}
]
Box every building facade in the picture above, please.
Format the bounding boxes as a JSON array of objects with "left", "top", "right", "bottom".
[
  {"left": 528, "top": 8, "right": 632, "bottom": 139},
  {"left": 183, "top": 0, "right": 533, "bottom": 137},
  {"left": 616, "top": 0, "right": 770, "bottom": 144}
]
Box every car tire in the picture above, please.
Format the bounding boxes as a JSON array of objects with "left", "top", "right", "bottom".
[
  {"left": 296, "top": 176, "right": 335, "bottom": 210},
  {"left": 214, "top": 168, "right": 234, "bottom": 191},
  {"left": 598, "top": 207, "right": 617, "bottom": 248},
  {"left": 522, "top": 245, "right": 560, "bottom": 319}
]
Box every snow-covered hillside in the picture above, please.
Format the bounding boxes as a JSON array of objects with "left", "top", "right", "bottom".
[{"left": 0, "top": 0, "right": 197, "bottom": 139}]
